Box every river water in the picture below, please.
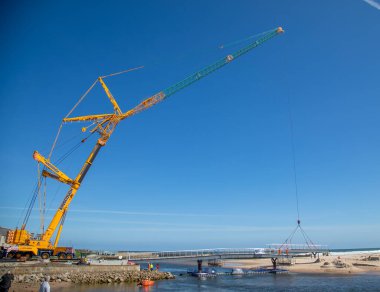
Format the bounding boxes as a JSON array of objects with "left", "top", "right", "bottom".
[{"left": 54, "top": 263, "right": 380, "bottom": 292}]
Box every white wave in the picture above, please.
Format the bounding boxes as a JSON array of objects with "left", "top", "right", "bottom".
[{"left": 330, "top": 249, "right": 380, "bottom": 256}]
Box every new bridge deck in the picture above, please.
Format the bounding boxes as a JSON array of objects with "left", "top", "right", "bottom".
[{"left": 129, "top": 244, "right": 329, "bottom": 261}]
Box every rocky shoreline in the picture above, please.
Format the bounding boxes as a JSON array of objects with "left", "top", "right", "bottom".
[
  {"left": 12, "top": 270, "right": 174, "bottom": 285},
  {"left": 1, "top": 266, "right": 175, "bottom": 291}
]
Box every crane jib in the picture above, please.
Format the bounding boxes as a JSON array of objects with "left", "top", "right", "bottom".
[
  {"left": 122, "top": 27, "right": 283, "bottom": 120},
  {"left": 161, "top": 28, "right": 282, "bottom": 100}
]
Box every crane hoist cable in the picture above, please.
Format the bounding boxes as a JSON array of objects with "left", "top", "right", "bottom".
[
  {"left": 219, "top": 29, "right": 275, "bottom": 49},
  {"left": 54, "top": 134, "right": 83, "bottom": 151},
  {"left": 20, "top": 131, "right": 94, "bottom": 230},
  {"left": 280, "top": 221, "right": 317, "bottom": 250},
  {"left": 287, "top": 91, "right": 301, "bottom": 222},
  {"left": 279, "top": 45, "right": 318, "bottom": 251},
  {"left": 36, "top": 132, "right": 94, "bottom": 231},
  {"left": 21, "top": 183, "right": 40, "bottom": 229},
  {"left": 53, "top": 132, "right": 93, "bottom": 166},
  {"left": 48, "top": 79, "right": 98, "bottom": 159},
  {"left": 100, "top": 65, "right": 144, "bottom": 79}
]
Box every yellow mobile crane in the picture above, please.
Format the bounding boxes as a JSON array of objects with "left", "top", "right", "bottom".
[{"left": 4, "top": 27, "right": 284, "bottom": 259}]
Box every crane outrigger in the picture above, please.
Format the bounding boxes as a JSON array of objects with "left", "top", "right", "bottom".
[{"left": 5, "top": 27, "right": 284, "bottom": 259}]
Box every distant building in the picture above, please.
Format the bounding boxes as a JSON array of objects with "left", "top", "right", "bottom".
[{"left": 0, "top": 227, "right": 10, "bottom": 247}]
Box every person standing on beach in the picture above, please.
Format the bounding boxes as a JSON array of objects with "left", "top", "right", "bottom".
[
  {"left": 39, "top": 276, "right": 51, "bottom": 292},
  {"left": 0, "top": 271, "right": 14, "bottom": 292}
]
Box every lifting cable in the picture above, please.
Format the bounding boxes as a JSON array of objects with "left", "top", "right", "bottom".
[
  {"left": 54, "top": 132, "right": 94, "bottom": 166},
  {"left": 16, "top": 184, "right": 35, "bottom": 228},
  {"left": 21, "top": 163, "right": 46, "bottom": 231},
  {"left": 287, "top": 93, "right": 301, "bottom": 222},
  {"left": 100, "top": 66, "right": 144, "bottom": 79},
  {"left": 45, "top": 184, "right": 63, "bottom": 218},
  {"left": 279, "top": 43, "right": 317, "bottom": 250},
  {"left": 219, "top": 29, "right": 274, "bottom": 49},
  {"left": 20, "top": 134, "right": 91, "bottom": 230},
  {"left": 299, "top": 224, "right": 317, "bottom": 249},
  {"left": 280, "top": 220, "right": 317, "bottom": 250},
  {"left": 48, "top": 79, "right": 98, "bottom": 159},
  {"left": 21, "top": 183, "right": 39, "bottom": 228},
  {"left": 39, "top": 132, "right": 93, "bottom": 223},
  {"left": 281, "top": 224, "right": 299, "bottom": 247},
  {"left": 53, "top": 133, "right": 83, "bottom": 151}
]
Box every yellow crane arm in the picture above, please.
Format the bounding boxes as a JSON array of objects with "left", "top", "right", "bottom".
[
  {"left": 41, "top": 170, "right": 74, "bottom": 186},
  {"left": 62, "top": 77, "right": 122, "bottom": 124},
  {"left": 98, "top": 77, "right": 122, "bottom": 115},
  {"left": 33, "top": 151, "right": 78, "bottom": 187},
  {"left": 41, "top": 142, "right": 102, "bottom": 244},
  {"left": 63, "top": 113, "right": 114, "bottom": 123}
]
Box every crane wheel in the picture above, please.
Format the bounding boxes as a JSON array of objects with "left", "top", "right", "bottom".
[
  {"left": 41, "top": 252, "right": 50, "bottom": 260},
  {"left": 6, "top": 252, "right": 15, "bottom": 259},
  {"left": 66, "top": 254, "right": 73, "bottom": 260},
  {"left": 58, "top": 253, "right": 67, "bottom": 260},
  {"left": 15, "top": 252, "right": 23, "bottom": 259},
  {"left": 24, "top": 253, "right": 33, "bottom": 260}
]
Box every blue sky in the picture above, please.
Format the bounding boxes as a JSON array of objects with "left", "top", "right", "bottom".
[{"left": 1, "top": 0, "right": 379, "bottom": 251}]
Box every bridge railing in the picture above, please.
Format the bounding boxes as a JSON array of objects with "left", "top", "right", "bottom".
[
  {"left": 266, "top": 243, "right": 329, "bottom": 249},
  {"left": 151, "top": 248, "right": 266, "bottom": 258},
  {"left": 129, "top": 245, "right": 329, "bottom": 260},
  {"left": 265, "top": 243, "right": 329, "bottom": 254}
]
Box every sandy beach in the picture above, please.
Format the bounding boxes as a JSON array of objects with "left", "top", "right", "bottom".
[{"left": 223, "top": 252, "right": 380, "bottom": 275}]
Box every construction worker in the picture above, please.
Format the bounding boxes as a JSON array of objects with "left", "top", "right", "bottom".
[
  {"left": 39, "top": 276, "right": 50, "bottom": 292},
  {"left": 0, "top": 271, "right": 14, "bottom": 292}
]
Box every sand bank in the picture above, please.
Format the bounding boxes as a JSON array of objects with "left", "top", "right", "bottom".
[{"left": 223, "top": 252, "right": 380, "bottom": 275}]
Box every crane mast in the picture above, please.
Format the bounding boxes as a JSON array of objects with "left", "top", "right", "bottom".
[{"left": 6, "top": 27, "right": 284, "bottom": 259}]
